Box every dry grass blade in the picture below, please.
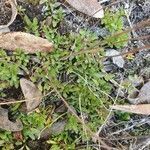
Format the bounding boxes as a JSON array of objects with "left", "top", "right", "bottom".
[
  {"left": 0, "top": 32, "right": 53, "bottom": 53},
  {"left": 111, "top": 104, "right": 150, "bottom": 115},
  {"left": 110, "top": 35, "right": 150, "bottom": 46},
  {"left": 0, "top": 0, "right": 17, "bottom": 31},
  {"left": 108, "top": 45, "right": 150, "bottom": 58}
]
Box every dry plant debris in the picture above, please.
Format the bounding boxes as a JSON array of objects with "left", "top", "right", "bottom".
[
  {"left": 0, "top": 107, "right": 23, "bottom": 131},
  {"left": 111, "top": 81, "right": 150, "bottom": 115},
  {"left": 20, "top": 78, "right": 42, "bottom": 112},
  {"left": 0, "top": 32, "right": 53, "bottom": 53},
  {"left": 66, "top": 0, "right": 104, "bottom": 18},
  {"left": 128, "top": 80, "right": 150, "bottom": 104},
  {"left": 111, "top": 104, "right": 150, "bottom": 115}
]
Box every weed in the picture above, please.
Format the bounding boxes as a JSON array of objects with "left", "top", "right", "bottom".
[
  {"left": 24, "top": 15, "right": 40, "bottom": 36},
  {"left": 0, "top": 0, "right": 130, "bottom": 149},
  {"left": 102, "top": 9, "right": 129, "bottom": 48}
]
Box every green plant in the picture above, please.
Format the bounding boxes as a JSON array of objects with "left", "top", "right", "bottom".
[
  {"left": 0, "top": 28, "right": 113, "bottom": 148},
  {"left": 19, "top": 111, "right": 48, "bottom": 140},
  {"left": 0, "top": 0, "right": 129, "bottom": 149},
  {"left": 102, "top": 9, "right": 129, "bottom": 48},
  {"left": 0, "top": 131, "right": 14, "bottom": 150},
  {"left": 45, "top": 1, "right": 64, "bottom": 27},
  {"left": 24, "top": 15, "right": 40, "bottom": 36},
  {"left": 0, "top": 49, "right": 29, "bottom": 91}
]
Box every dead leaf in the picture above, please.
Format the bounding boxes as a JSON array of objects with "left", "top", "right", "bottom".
[
  {"left": 0, "top": 32, "right": 53, "bottom": 53},
  {"left": 0, "top": 0, "right": 17, "bottom": 31},
  {"left": 128, "top": 80, "right": 150, "bottom": 104},
  {"left": 20, "top": 78, "right": 42, "bottom": 112},
  {"left": 110, "top": 104, "right": 150, "bottom": 115},
  {"left": 0, "top": 107, "right": 23, "bottom": 131},
  {"left": 40, "top": 120, "right": 67, "bottom": 140},
  {"left": 66, "top": 0, "right": 104, "bottom": 18}
]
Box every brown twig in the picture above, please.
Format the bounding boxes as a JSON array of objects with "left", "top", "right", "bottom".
[
  {"left": 111, "top": 19, "right": 150, "bottom": 38},
  {"left": 0, "top": 97, "right": 41, "bottom": 105},
  {"left": 108, "top": 45, "right": 150, "bottom": 58}
]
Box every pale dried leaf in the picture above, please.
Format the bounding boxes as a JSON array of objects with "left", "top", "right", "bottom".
[
  {"left": 0, "top": 107, "right": 23, "bottom": 131},
  {"left": 111, "top": 104, "right": 150, "bottom": 115},
  {"left": 66, "top": 0, "right": 104, "bottom": 18},
  {"left": 0, "top": 0, "right": 17, "bottom": 31},
  {"left": 20, "top": 78, "right": 42, "bottom": 112},
  {"left": 0, "top": 32, "right": 53, "bottom": 53},
  {"left": 128, "top": 80, "right": 150, "bottom": 104}
]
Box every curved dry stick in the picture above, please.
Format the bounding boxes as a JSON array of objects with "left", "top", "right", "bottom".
[{"left": 0, "top": 0, "right": 17, "bottom": 30}]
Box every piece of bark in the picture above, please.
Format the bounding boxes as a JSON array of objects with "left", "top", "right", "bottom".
[
  {"left": 0, "top": 107, "right": 23, "bottom": 131},
  {"left": 20, "top": 78, "right": 42, "bottom": 112},
  {"left": 66, "top": 0, "right": 104, "bottom": 18},
  {"left": 0, "top": 32, "right": 53, "bottom": 53},
  {"left": 111, "top": 104, "right": 150, "bottom": 115}
]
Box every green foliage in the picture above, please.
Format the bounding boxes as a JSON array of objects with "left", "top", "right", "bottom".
[
  {"left": 24, "top": 15, "right": 40, "bottom": 36},
  {"left": 0, "top": 110, "right": 49, "bottom": 149},
  {"left": 0, "top": 27, "right": 112, "bottom": 148},
  {"left": 0, "top": 49, "right": 29, "bottom": 91},
  {"left": 45, "top": 1, "right": 64, "bottom": 27},
  {"left": 102, "top": 9, "right": 129, "bottom": 48},
  {"left": 115, "top": 112, "right": 131, "bottom": 121},
  {"left": 0, "top": 131, "right": 14, "bottom": 150},
  {"left": 0, "top": 0, "right": 126, "bottom": 149},
  {"left": 19, "top": 111, "right": 48, "bottom": 140},
  {"left": 102, "top": 9, "right": 125, "bottom": 32}
]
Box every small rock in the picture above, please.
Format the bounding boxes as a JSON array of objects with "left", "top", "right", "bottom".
[
  {"left": 0, "top": 27, "right": 10, "bottom": 33},
  {"left": 106, "top": 49, "right": 125, "bottom": 68}
]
